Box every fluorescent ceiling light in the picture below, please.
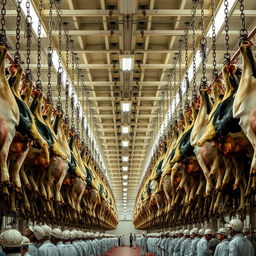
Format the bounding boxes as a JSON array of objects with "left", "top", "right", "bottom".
[
  {"left": 123, "top": 188, "right": 128, "bottom": 192},
  {"left": 123, "top": 193, "right": 127, "bottom": 197},
  {"left": 20, "top": 0, "right": 47, "bottom": 37},
  {"left": 123, "top": 182, "right": 128, "bottom": 186},
  {"left": 120, "top": 56, "right": 134, "bottom": 71},
  {"left": 122, "top": 156, "right": 129, "bottom": 162},
  {"left": 122, "top": 126, "right": 129, "bottom": 134},
  {"left": 123, "top": 197, "right": 127, "bottom": 200},
  {"left": 121, "top": 102, "right": 131, "bottom": 112},
  {"left": 123, "top": 166, "right": 128, "bottom": 172},
  {"left": 207, "top": 0, "right": 236, "bottom": 37},
  {"left": 122, "top": 140, "right": 129, "bottom": 147},
  {"left": 123, "top": 175, "right": 128, "bottom": 180}
]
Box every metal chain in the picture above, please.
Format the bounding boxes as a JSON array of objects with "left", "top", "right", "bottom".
[
  {"left": 14, "top": 0, "right": 22, "bottom": 63},
  {"left": 173, "top": 56, "right": 177, "bottom": 118},
  {"left": 36, "top": 0, "right": 43, "bottom": 89},
  {"left": 76, "top": 69, "right": 80, "bottom": 135},
  {"left": 239, "top": 0, "right": 248, "bottom": 43},
  {"left": 25, "top": 0, "right": 32, "bottom": 81},
  {"left": 192, "top": 1, "right": 197, "bottom": 100},
  {"left": 57, "top": 20, "right": 63, "bottom": 110},
  {"left": 47, "top": 0, "right": 53, "bottom": 102},
  {"left": 223, "top": 0, "right": 230, "bottom": 65},
  {"left": 0, "top": 0, "right": 7, "bottom": 46},
  {"left": 184, "top": 22, "right": 189, "bottom": 100},
  {"left": 65, "top": 32, "right": 70, "bottom": 122},
  {"left": 200, "top": 0, "right": 207, "bottom": 89},
  {"left": 71, "top": 51, "right": 75, "bottom": 128},
  {"left": 81, "top": 74, "right": 85, "bottom": 141},
  {"left": 211, "top": 0, "right": 218, "bottom": 81}
]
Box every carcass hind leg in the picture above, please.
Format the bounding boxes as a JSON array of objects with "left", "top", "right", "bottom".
[
  {"left": 11, "top": 147, "right": 30, "bottom": 190},
  {"left": 0, "top": 137, "right": 12, "bottom": 183},
  {"left": 197, "top": 121, "right": 217, "bottom": 147}
]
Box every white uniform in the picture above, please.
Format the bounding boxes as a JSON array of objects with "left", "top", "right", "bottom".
[
  {"left": 229, "top": 234, "right": 254, "bottom": 256},
  {"left": 174, "top": 237, "right": 185, "bottom": 256},
  {"left": 180, "top": 238, "right": 192, "bottom": 256},
  {"left": 140, "top": 236, "right": 148, "bottom": 256},
  {"left": 64, "top": 242, "right": 78, "bottom": 256},
  {"left": 196, "top": 237, "right": 212, "bottom": 256},
  {"left": 28, "top": 243, "right": 39, "bottom": 256},
  {"left": 213, "top": 239, "right": 229, "bottom": 256},
  {"left": 190, "top": 237, "right": 200, "bottom": 256},
  {"left": 38, "top": 240, "right": 60, "bottom": 256}
]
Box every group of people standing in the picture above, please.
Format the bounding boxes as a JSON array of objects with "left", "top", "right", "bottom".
[
  {"left": 137, "top": 218, "right": 255, "bottom": 256},
  {"left": 0, "top": 224, "right": 118, "bottom": 256}
]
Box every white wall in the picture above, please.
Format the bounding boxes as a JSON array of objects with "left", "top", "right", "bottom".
[{"left": 108, "top": 220, "right": 144, "bottom": 246}]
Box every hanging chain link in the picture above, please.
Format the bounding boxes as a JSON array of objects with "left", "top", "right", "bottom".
[
  {"left": 173, "top": 56, "right": 177, "bottom": 119},
  {"left": 0, "top": 0, "right": 7, "bottom": 46},
  {"left": 223, "top": 0, "right": 230, "bottom": 65},
  {"left": 239, "top": 0, "right": 248, "bottom": 43},
  {"left": 14, "top": 0, "right": 22, "bottom": 63},
  {"left": 57, "top": 19, "right": 63, "bottom": 110},
  {"left": 200, "top": 0, "right": 207, "bottom": 90},
  {"left": 81, "top": 74, "right": 85, "bottom": 141},
  {"left": 76, "top": 69, "right": 80, "bottom": 135},
  {"left": 211, "top": 0, "right": 218, "bottom": 81},
  {"left": 47, "top": 0, "right": 53, "bottom": 102},
  {"left": 184, "top": 22, "right": 189, "bottom": 102},
  {"left": 25, "top": 0, "right": 32, "bottom": 81},
  {"left": 192, "top": 1, "right": 197, "bottom": 101},
  {"left": 71, "top": 51, "right": 75, "bottom": 129},
  {"left": 65, "top": 32, "right": 70, "bottom": 123},
  {"left": 36, "top": 0, "right": 43, "bottom": 89}
]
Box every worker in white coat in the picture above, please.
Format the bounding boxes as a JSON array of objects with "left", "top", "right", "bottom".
[
  {"left": 38, "top": 224, "right": 59, "bottom": 256},
  {"left": 228, "top": 219, "right": 254, "bottom": 256},
  {"left": 26, "top": 225, "right": 44, "bottom": 256},
  {"left": 22, "top": 236, "right": 32, "bottom": 256},
  {"left": 62, "top": 230, "right": 78, "bottom": 256},
  {"left": 0, "top": 229, "right": 23, "bottom": 256},
  {"left": 51, "top": 228, "right": 66, "bottom": 256},
  {"left": 170, "top": 231, "right": 180, "bottom": 255},
  {"left": 180, "top": 229, "right": 192, "bottom": 256},
  {"left": 190, "top": 228, "right": 201, "bottom": 256},
  {"left": 174, "top": 230, "right": 186, "bottom": 256},
  {"left": 196, "top": 228, "right": 214, "bottom": 256},
  {"left": 213, "top": 228, "right": 229, "bottom": 256},
  {"left": 140, "top": 233, "right": 148, "bottom": 256}
]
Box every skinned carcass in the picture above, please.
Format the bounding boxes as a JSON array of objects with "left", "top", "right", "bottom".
[
  {"left": 0, "top": 46, "right": 20, "bottom": 184},
  {"left": 233, "top": 41, "right": 256, "bottom": 192},
  {"left": 197, "top": 64, "right": 251, "bottom": 212}
]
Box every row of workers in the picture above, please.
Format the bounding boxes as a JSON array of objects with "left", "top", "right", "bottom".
[
  {"left": 136, "top": 219, "right": 255, "bottom": 256},
  {"left": 0, "top": 224, "right": 118, "bottom": 256}
]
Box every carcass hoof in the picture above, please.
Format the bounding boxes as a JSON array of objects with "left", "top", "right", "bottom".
[{"left": 233, "top": 184, "right": 239, "bottom": 190}]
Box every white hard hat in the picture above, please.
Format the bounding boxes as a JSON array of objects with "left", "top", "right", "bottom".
[
  {"left": 62, "top": 230, "right": 71, "bottom": 240},
  {"left": 22, "top": 236, "right": 32, "bottom": 246},
  {"left": 228, "top": 219, "right": 243, "bottom": 232},
  {"left": 183, "top": 229, "right": 190, "bottom": 236},
  {"left": 199, "top": 229, "right": 205, "bottom": 235},
  {"left": 204, "top": 228, "right": 214, "bottom": 236},
  {"left": 77, "top": 231, "right": 83, "bottom": 239},
  {"left": 71, "top": 230, "right": 78, "bottom": 239},
  {"left": 41, "top": 224, "right": 52, "bottom": 238},
  {"left": 191, "top": 228, "right": 199, "bottom": 235},
  {"left": 0, "top": 229, "right": 23, "bottom": 248},
  {"left": 179, "top": 229, "right": 184, "bottom": 234},
  {"left": 51, "top": 228, "right": 63, "bottom": 239},
  {"left": 217, "top": 228, "right": 229, "bottom": 236},
  {"left": 29, "top": 225, "right": 45, "bottom": 240}
]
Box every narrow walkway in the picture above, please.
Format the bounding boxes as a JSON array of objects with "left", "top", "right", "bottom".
[{"left": 104, "top": 246, "right": 154, "bottom": 256}]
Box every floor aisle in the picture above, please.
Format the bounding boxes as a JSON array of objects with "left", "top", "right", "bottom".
[{"left": 104, "top": 246, "right": 154, "bottom": 256}]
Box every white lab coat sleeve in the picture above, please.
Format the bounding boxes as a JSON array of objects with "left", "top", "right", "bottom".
[{"left": 228, "top": 241, "right": 239, "bottom": 256}]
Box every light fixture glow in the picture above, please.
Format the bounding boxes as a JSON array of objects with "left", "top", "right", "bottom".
[
  {"left": 123, "top": 188, "right": 128, "bottom": 192},
  {"left": 122, "top": 156, "right": 129, "bottom": 162},
  {"left": 121, "top": 57, "right": 133, "bottom": 71},
  {"left": 123, "top": 175, "right": 128, "bottom": 180},
  {"left": 122, "top": 126, "right": 129, "bottom": 134},
  {"left": 20, "top": 0, "right": 47, "bottom": 37},
  {"left": 123, "top": 193, "right": 127, "bottom": 197},
  {"left": 123, "top": 197, "right": 127, "bottom": 200},
  {"left": 121, "top": 102, "right": 131, "bottom": 112},
  {"left": 207, "top": 0, "right": 236, "bottom": 37},
  {"left": 122, "top": 140, "right": 129, "bottom": 147},
  {"left": 123, "top": 182, "right": 128, "bottom": 186},
  {"left": 122, "top": 166, "right": 128, "bottom": 172}
]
